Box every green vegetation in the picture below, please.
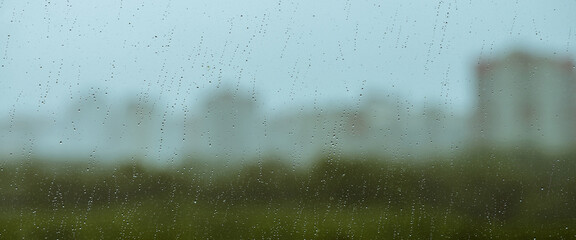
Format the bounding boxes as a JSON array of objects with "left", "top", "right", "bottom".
[{"left": 1, "top": 151, "right": 575, "bottom": 239}]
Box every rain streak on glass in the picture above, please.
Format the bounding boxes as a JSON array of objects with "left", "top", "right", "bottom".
[{"left": 0, "top": 0, "right": 575, "bottom": 239}]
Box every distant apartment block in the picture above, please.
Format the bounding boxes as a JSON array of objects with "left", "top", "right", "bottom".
[{"left": 475, "top": 51, "right": 576, "bottom": 153}]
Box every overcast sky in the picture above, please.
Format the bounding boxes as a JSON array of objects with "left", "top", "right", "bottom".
[{"left": 1, "top": 0, "right": 575, "bottom": 118}]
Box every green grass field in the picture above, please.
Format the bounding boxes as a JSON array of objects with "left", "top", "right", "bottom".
[{"left": 2, "top": 150, "right": 575, "bottom": 239}]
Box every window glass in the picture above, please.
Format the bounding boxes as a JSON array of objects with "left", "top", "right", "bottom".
[{"left": 1, "top": 1, "right": 575, "bottom": 238}]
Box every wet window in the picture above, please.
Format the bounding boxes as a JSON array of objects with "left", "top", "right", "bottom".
[{"left": 1, "top": 1, "right": 575, "bottom": 238}]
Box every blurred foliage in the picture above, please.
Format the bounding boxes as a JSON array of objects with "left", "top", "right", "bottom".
[{"left": 1, "top": 150, "right": 575, "bottom": 239}]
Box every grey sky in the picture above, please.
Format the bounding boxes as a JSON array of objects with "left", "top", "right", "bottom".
[{"left": 1, "top": 0, "right": 575, "bottom": 117}]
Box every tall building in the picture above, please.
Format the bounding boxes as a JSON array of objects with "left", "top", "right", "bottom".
[
  {"left": 475, "top": 51, "right": 576, "bottom": 153},
  {"left": 196, "top": 89, "right": 265, "bottom": 162}
]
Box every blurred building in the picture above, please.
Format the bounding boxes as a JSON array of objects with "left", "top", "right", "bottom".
[
  {"left": 263, "top": 93, "right": 468, "bottom": 163},
  {"left": 475, "top": 51, "right": 576, "bottom": 153},
  {"left": 191, "top": 89, "right": 265, "bottom": 163}
]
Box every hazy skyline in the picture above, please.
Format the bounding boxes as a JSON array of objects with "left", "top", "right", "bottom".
[{"left": 1, "top": 1, "right": 575, "bottom": 117}]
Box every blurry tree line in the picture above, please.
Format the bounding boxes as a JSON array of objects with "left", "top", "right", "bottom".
[{"left": 2, "top": 149, "right": 575, "bottom": 225}]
